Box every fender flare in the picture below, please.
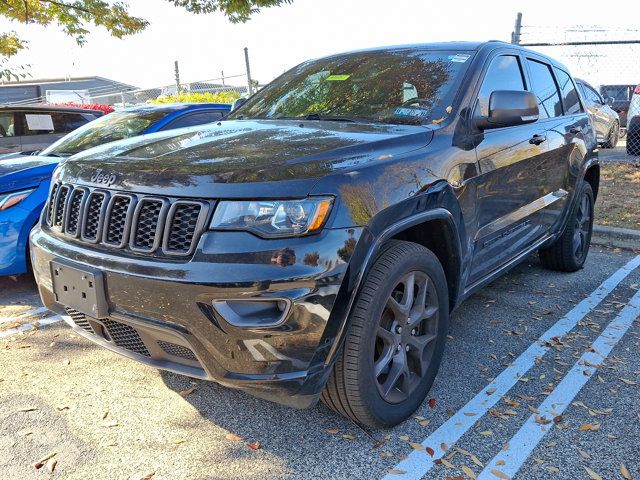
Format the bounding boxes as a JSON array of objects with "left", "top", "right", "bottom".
[{"left": 321, "top": 195, "right": 464, "bottom": 367}]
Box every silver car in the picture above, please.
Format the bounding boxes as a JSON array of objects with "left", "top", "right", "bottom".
[{"left": 576, "top": 79, "right": 620, "bottom": 149}]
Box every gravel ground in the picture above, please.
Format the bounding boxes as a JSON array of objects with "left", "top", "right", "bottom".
[{"left": 1, "top": 247, "right": 639, "bottom": 480}]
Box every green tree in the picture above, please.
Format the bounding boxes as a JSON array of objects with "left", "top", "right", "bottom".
[{"left": 0, "top": 0, "right": 293, "bottom": 80}]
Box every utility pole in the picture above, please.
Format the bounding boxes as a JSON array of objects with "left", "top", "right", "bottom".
[
  {"left": 511, "top": 12, "right": 523, "bottom": 45},
  {"left": 244, "top": 47, "right": 253, "bottom": 96},
  {"left": 174, "top": 60, "right": 181, "bottom": 93},
  {"left": 221, "top": 70, "right": 225, "bottom": 86}
]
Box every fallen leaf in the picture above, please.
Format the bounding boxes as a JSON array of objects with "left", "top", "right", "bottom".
[
  {"left": 578, "top": 449, "right": 590, "bottom": 460},
  {"left": 579, "top": 423, "right": 601, "bottom": 432},
  {"left": 34, "top": 451, "right": 56, "bottom": 469},
  {"left": 247, "top": 441, "right": 262, "bottom": 450},
  {"left": 404, "top": 441, "right": 423, "bottom": 451},
  {"left": 490, "top": 469, "right": 511, "bottom": 480},
  {"left": 399, "top": 435, "right": 410, "bottom": 441},
  {"left": 173, "top": 439, "right": 186, "bottom": 445},
  {"left": 17, "top": 406, "right": 38, "bottom": 412},
  {"left": 464, "top": 412, "right": 477, "bottom": 417},
  {"left": 388, "top": 470, "right": 406, "bottom": 475},
  {"left": 621, "top": 463, "right": 632, "bottom": 480},
  {"left": 553, "top": 415, "right": 563, "bottom": 423},
  {"left": 102, "top": 410, "right": 109, "bottom": 420},
  {"left": 486, "top": 388, "right": 496, "bottom": 395},
  {"left": 584, "top": 466, "right": 603, "bottom": 480},
  {"left": 620, "top": 378, "right": 638, "bottom": 386},
  {"left": 325, "top": 428, "right": 339, "bottom": 434},
  {"left": 342, "top": 434, "right": 356, "bottom": 440},
  {"left": 225, "top": 433, "right": 241, "bottom": 441},
  {"left": 104, "top": 420, "right": 119, "bottom": 428},
  {"left": 426, "top": 447, "right": 435, "bottom": 457},
  {"left": 139, "top": 472, "right": 156, "bottom": 480},
  {"left": 441, "top": 442, "right": 449, "bottom": 452},
  {"left": 46, "top": 458, "right": 57, "bottom": 473},
  {"left": 179, "top": 386, "right": 197, "bottom": 397},
  {"left": 428, "top": 398, "right": 437, "bottom": 409},
  {"left": 440, "top": 458, "right": 455, "bottom": 469},
  {"left": 419, "top": 419, "right": 430, "bottom": 427},
  {"left": 479, "top": 430, "right": 493, "bottom": 436},
  {"left": 462, "top": 465, "right": 477, "bottom": 479}
]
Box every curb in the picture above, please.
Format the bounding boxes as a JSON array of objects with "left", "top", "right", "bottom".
[{"left": 592, "top": 224, "right": 640, "bottom": 250}]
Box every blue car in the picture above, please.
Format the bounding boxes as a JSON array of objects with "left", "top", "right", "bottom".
[{"left": 0, "top": 103, "right": 231, "bottom": 276}]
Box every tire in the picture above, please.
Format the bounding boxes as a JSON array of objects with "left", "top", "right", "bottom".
[
  {"left": 602, "top": 121, "right": 619, "bottom": 149},
  {"left": 321, "top": 240, "right": 449, "bottom": 428},
  {"left": 539, "top": 182, "right": 594, "bottom": 272}
]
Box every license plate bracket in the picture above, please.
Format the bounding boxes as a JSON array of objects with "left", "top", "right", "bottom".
[{"left": 50, "top": 260, "right": 108, "bottom": 319}]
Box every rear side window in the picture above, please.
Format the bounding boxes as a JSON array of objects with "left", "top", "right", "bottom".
[
  {"left": 477, "top": 55, "right": 526, "bottom": 118},
  {"left": 581, "top": 83, "right": 602, "bottom": 105},
  {"left": 51, "top": 112, "right": 95, "bottom": 133},
  {"left": 526, "top": 59, "right": 562, "bottom": 119},
  {"left": 554, "top": 68, "right": 583, "bottom": 115},
  {"left": 161, "top": 110, "right": 226, "bottom": 130}
]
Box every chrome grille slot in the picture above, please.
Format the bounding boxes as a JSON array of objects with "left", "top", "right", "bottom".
[
  {"left": 64, "top": 188, "right": 86, "bottom": 237},
  {"left": 81, "top": 191, "right": 108, "bottom": 242},
  {"left": 46, "top": 183, "right": 60, "bottom": 226},
  {"left": 53, "top": 185, "right": 70, "bottom": 228},
  {"left": 103, "top": 194, "right": 134, "bottom": 247},
  {"left": 163, "top": 201, "right": 206, "bottom": 255},
  {"left": 130, "top": 198, "right": 166, "bottom": 253}
]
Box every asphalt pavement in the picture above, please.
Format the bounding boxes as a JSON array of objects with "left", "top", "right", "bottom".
[{"left": 1, "top": 246, "right": 639, "bottom": 480}]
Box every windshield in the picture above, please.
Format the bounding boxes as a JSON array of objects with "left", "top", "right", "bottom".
[
  {"left": 41, "top": 109, "right": 169, "bottom": 157},
  {"left": 229, "top": 49, "right": 473, "bottom": 125}
]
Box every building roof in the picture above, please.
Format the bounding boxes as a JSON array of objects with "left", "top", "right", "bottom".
[{"left": 0, "top": 76, "right": 137, "bottom": 90}]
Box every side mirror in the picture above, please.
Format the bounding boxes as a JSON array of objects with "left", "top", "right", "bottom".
[
  {"left": 231, "top": 97, "right": 248, "bottom": 112},
  {"left": 475, "top": 90, "right": 539, "bottom": 130},
  {"left": 606, "top": 97, "right": 615, "bottom": 106}
]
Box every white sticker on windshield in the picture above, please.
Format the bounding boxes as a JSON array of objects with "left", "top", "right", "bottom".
[
  {"left": 25, "top": 114, "right": 54, "bottom": 131},
  {"left": 449, "top": 54, "right": 471, "bottom": 63}
]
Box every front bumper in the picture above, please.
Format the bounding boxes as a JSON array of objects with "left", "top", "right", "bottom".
[{"left": 30, "top": 225, "right": 362, "bottom": 407}]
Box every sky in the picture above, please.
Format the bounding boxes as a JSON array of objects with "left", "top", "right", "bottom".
[{"left": 1, "top": 0, "right": 639, "bottom": 90}]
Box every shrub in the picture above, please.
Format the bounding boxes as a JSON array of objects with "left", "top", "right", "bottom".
[{"left": 151, "top": 91, "right": 240, "bottom": 105}]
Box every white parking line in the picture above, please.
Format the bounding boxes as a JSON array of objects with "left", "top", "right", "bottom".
[
  {"left": 0, "top": 305, "right": 48, "bottom": 324},
  {"left": 382, "top": 255, "right": 640, "bottom": 480},
  {"left": 477, "top": 286, "right": 640, "bottom": 479},
  {"left": 0, "top": 315, "right": 62, "bottom": 338}
]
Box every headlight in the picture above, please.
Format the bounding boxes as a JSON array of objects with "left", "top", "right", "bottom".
[
  {"left": 210, "top": 197, "right": 333, "bottom": 238},
  {"left": 0, "top": 188, "right": 35, "bottom": 211}
]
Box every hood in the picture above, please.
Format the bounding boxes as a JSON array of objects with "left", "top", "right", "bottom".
[
  {"left": 58, "top": 119, "right": 434, "bottom": 198},
  {"left": 0, "top": 155, "right": 59, "bottom": 193}
]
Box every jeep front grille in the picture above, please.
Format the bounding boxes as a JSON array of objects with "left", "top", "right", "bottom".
[{"left": 45, "top": 183, "right": 209, "bottom": 257}]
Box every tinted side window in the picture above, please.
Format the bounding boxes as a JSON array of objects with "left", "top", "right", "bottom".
[
  {"left": 162, "top": 110, "right": 225, "bottom": 130},
  {"left": 526, "top": 59, "right": 562, "bottom": 118},
  {"left": 477, "top": 55, "right": 526, "bottom": 117},
  {"left": 554, "top": 68, "right": 583, "bottom": 115},
  {"left": 586, "top": 85, "right": 602, "bottom": 104},
  {"left": 52, "top": 113, "right": 94, "bottom": 133}
]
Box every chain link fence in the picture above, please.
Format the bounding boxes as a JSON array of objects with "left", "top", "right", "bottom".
[{"left": 517, "top": 24, "right": 640, "bottom": 155}]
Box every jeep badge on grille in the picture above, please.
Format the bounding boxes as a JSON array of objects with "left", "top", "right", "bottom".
[{"left": 90, "top": 169, "right": 117, "bottom": 187}]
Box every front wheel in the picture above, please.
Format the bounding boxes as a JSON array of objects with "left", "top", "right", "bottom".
[
  {"left": 321, "top": 240, "right": 449, "bottom": 428},
  {"left": 539, "top": 182, "right": 594, "bottom": 272}
]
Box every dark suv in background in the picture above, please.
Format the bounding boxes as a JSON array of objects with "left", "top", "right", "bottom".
[
  {"left": 30, "top": 41, "right": 598, "bottom": 427},
  {"left": 0, "top": 105, "right": 103, "bottom": 155},
  {"left": 599, "top": 84, "right": 636, "bottom": 131}
]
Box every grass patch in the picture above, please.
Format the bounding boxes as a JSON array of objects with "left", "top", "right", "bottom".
[{"left": 595, "top": 162, "right": 640, "bottom": 230}]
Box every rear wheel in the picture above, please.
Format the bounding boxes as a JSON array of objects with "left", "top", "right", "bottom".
[
  {"left": 321, "top": 240, "right": 449, "bottom": 428},
  {"left": 602, "top": 121, "right": 619, "bottom": 149},
  {"left": 539, "top": 182, "right": 594, "bottom": 272}
]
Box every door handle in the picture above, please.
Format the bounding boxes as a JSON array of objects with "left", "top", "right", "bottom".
[
  {"left": 570, "top": 127, "right": 582, "bottom": 134},
  {"left": 529, "top": 134, "right": 546, "bottom": 145}
]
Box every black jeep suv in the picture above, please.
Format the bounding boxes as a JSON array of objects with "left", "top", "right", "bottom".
[{"left": 30, "top": 41, "right": 598, "bottom": 428}]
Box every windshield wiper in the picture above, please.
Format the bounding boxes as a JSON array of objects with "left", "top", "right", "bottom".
[{"left": 304, "top": 113, "right": 357, "bottom": 122}]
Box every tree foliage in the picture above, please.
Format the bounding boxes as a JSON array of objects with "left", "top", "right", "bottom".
[
  {"left": 151, "top": 90, "right": 241, "bottom": 104},
  {"left": 0, "top": 0, "right": 293, "bottom": 80}
]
